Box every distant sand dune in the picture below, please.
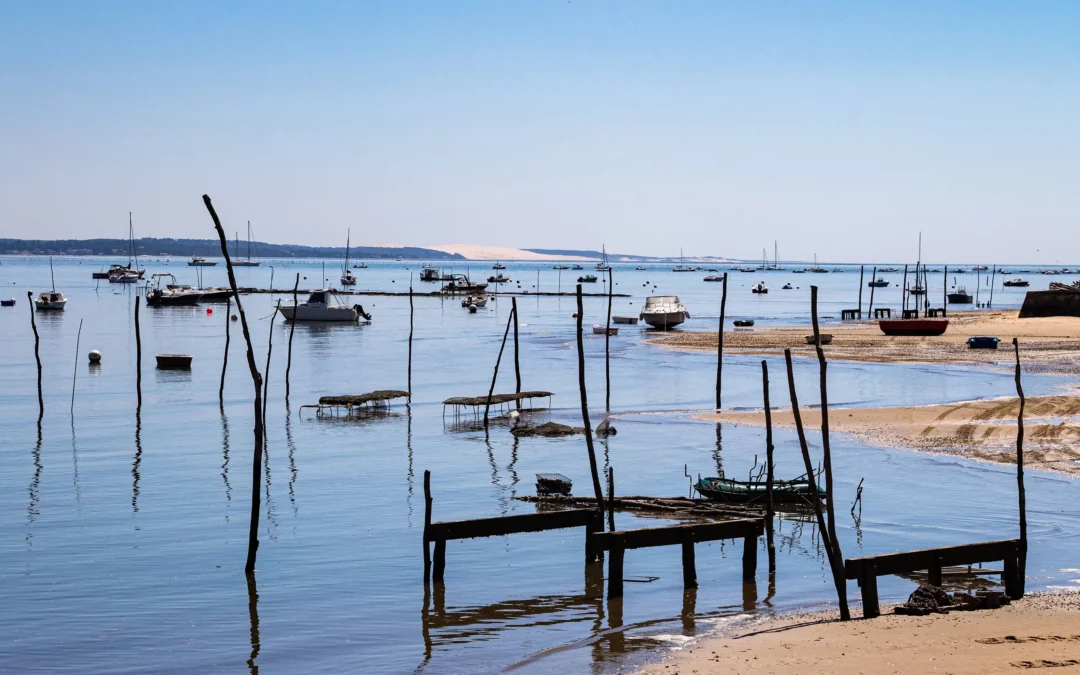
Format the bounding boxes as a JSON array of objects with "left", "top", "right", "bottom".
[{"left": 426, "top": 244, "right": 596, "bottom": 261}]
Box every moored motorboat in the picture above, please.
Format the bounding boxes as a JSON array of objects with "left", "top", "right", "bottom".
[
  {"left": 279, "top": 290, "right": 360, "bottom": 322},
  {"left": 592, "top": 325, "right": 618, "bottom": 335},
  {"left": 110, "top": 272, "right": 139, "bottom": 283},
  {"left": 577, "top": 274, "right": 598, "bottom": 283},
  {"left": 156, "top": 354, "right": 193, "bottom": 369},
  {"left": 487, "top": 274, "right": 510, "bottom": 284},
  {"left": 704, "top": 274, "right": 724, "bottom": 282},
  {"left": 441, "top": 274, "right": 488, "bottom": 294},
  {"left": 35, "top": 291, "right": 67, "bottom": 311},
  {"left": 0, "top": 298, "right": 15, "bottom": 307},
  {"left": 188, "top": 256, "right": 217, "bottom": 266},
  {"left": 461, "top": 295, "right": 487, "bottom": 309},
  {"left": 612, "top": 315, "right": 638, "bottom": 324},
  {"left": 751, "top": 282, "right": 768, "bottom": 294},
  {"left": 1003, "top": 278, "right": 1029, "bottom": 287},
  {"left": 145, "top": 274, "right": 203, "bottom": 306},
  {"left": 879, "top": 319, "right": 949, "bottom": 336},
  {"left": 948, "top": 287, "right": 973, "bottom": 304},
  {"left": 639, "top": 295, "right": 689, "bottom": 329},
  {"left": 868, "top": 278, "right": 889, "bottom": 287}
]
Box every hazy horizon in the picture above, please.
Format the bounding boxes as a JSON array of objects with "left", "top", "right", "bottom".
[{"left": 2, "top": 2, "right": 1078, "bottom": 263}]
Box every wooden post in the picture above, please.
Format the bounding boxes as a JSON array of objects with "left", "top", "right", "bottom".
[
  {"left": 1004, "top": 542, "right": 1022, "bottom": 599},
  {"left": 857, "top": 265, "right": 864, "bottom": 318},
  {"left": 715, "top": 272, "right": 728, "bottom": 409},
  {"left": 784, "top": 347, "right": 850, "bottom": 620},
  {"left": 512, "top": 296, "right": 521, "bottom": 408},
  {"left": 943, "top": 266, "right": 948, "bottom": 317},
  {"left": 135, "top": 295, "right": 142, "bottom": 408},
  {"left": 246, "top": 572, "right": 261, "bottom": 672},
  {"left": 220, "top": 296, "right": 231, "bottom": 407},
  {"left": 202, "top": 194, "right": 265, "bottom": 576},
  {"left": 482, "top": 305, "right": 515, "bottom": 427},
  {"left": 27, "top": 291, "right": 43, "bottom": 417},
  {"left": 285, "top": 274, "right": 298, "bottom": 404},
  {"left": 1013, "top": 338, "right": 1026, "bottom": 597},
  {"left": 432, "top": 539, "right": 446, "bottom": 582},
  {"left": 605, "top": 267, "right": 613, "bottom": 411},
  {"left": 742, "top": 533, "right": 757, "bottom": 581},
  {"left": 608, "top": 538, "right": 625, "bottom": 598},
  {"left": 406, "top": 282, "right": 414, "bottom": 395},
  {"left": 262, "top": 301, "right": 279, "bottom": 428},
  {"left": 901, "top": 264, "right": 909, "bottom": 313},
  {"left": 607, "top": 466, "right": 615, "bottom": 532},
  {"left": 423, "top": 470, "right": 432, "bottom": 581},
  {"left": 811, "top": 287, "right": 848, "bottom": 619},
  {"left": 762, "top": 360, "right": 776, "bottom": 575},
  {"left": 576, "top": 284, "right": 606, "bottom": 522},
  {"left": 70, "top": 319, "right": 83, "bottom": 414},
  {"left": 976, "top": 266, "right": 981, "bottom": 306},
  {"left": 681, "top": 531, "right": 698, "bottom": 588},
  {"left": 867, "top": 266, "right": 877, "bottom": 316},
  {"left": 860, "top": 560, "right": 880, "bottom": 618},
  {"left": 928, "top": 553, "right": 943, "bottom": 587},
  {"left": 989, "top": 264, "right": 997, "bottom": 308}
]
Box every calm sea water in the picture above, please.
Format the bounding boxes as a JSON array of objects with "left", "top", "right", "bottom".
[{"left": 1, "top": 257, "right": 1077, "bottom": 674}]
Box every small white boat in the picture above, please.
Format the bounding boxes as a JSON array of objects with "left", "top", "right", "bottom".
[
  {"left": 279, "top": 290, "right": 359, "bottom": 322},
  {"left": 188, "top": 256, "right": 217, "bottom": 266},
  {"left": 704, "top": 275, "right": 724, "bottom": 282},
  {"left": 752, "top": 282, "right": 768, "bottom": 294},
  {"left": 341, "top": 230, "right": 357, "bottom": 285},
  {"left": 639, "top": 295, "right": 689, "bottom": 330},
  {"left": 110, "top": 272, "right": 140, "bottom": 283},
  {"left": 612, "top": 315, "right": 638, "bottom": 324},
  {"left": 340, "top": 269, "right": 357, "bottom": 286},
  {"left": 35, "top": 291, "right": 67, "bottom": 311},
  {"left": 592, "top": 325, "right": 618, "bottom": 336},
  {"left": 461, "top": 295, "right": 487, "bottom": 309}
]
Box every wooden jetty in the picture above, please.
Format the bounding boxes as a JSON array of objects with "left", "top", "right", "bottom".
[{"left": 845, "top": 538, "right": 1023, "bottom": 618}]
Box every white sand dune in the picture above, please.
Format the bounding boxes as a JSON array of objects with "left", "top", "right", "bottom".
[{"left": 426, "top": 244, "right": 596, "bottom": 261}]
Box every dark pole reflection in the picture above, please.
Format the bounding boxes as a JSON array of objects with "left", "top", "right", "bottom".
[
  {"left": 70, "top": 416, "right": 81, "bottom": 508},
  {"left": 132, "top": 408, "right": 143, "bottom": 513},
  {"left": 742, "top": 580, "right": 758, "bottom": 611},
  {"left": 27, "top": 416, "right": 43, "bottom": 547},
  {"left": 712, "top": 422, "right": 724, "bottom": 477},
  {"left": 680, "top": 587, "right": 697, "bottom": 633},
  {"left": 246, "top": 573, "right": 261, "bottom": 674},
  {"left": 263, "top": 437, "right": 278, "bottom": 539},
  {"left": 507, "top": 435, "right": 520, "bottom": 494},
  {"left": 221, "top": 410, "right": 233, "bottom": 515},
  {"left": 285, "top": 405, "right": 298, "bottom": 518},
  {"left": 406, "top": 404, "right": 414, "bottom": 523}
]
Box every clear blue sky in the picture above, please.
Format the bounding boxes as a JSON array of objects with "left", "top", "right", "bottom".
[{"left": 2, "top": 1, "right": 1078, "bottom": 262}]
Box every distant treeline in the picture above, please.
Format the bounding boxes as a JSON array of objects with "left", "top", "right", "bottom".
[{"left": 0, "top": 238, "right": 466, "bottom": 261}]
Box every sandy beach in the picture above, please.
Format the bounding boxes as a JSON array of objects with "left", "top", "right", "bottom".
[
  {"left": 639, "top": 592, "right": 1080, "bottom": 675},
  {"left": 653, "top": 310, "right": 1080, "bottom": 374}
]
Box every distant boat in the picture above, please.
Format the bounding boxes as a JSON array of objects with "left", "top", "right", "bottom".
[
  {"left": 492, "top": 262, "right": 506, "bottom": 270},
  {"left": 1003, "top": 278, "right": 1030, "bottom": 287},
  {"left": 487, "top": 274, "right": 510, "bottom": 284},
  {"left": 571, "top": 264, "right": 584, "bottom": 270},
  {"left": 635, "top": 266, "right": 648, "bottom": 271},
  {"left": 868, "top": 278, "right": 889, "bottom": 288},
  {"left": 592, "top": 325, "right": 618, "bottom": 336},
  {"left": 782, "top": 283, "right": 793, "bottom": 290},
  {"left": 232, "top": 221, "right": 261, "bottom": 266},
  {"left": 145, "top": 274, "right": 203, "bottom": 306},
  {"left": 973, "top": 265, "right": 989, "bottom": 272},
  {"left": 109, "top": 272, "right": 139, "bottom": 283},
  {"left": 461, "top": 295, "right": 487, "bottom": 309},
  {"left": 340, "top": 229, "right": 357, "bottom": 286},
  {"left": 420, "top": 266, "right": 441, "bottom": 282},
  {"left": 94, "top": 212, "right": 146, "bottom": 278},
  {"left": 36, "top": 258, "right": 67, "bottom": 311},
  {"left": 880, "top": 267, "right": 899, "bottom": 273},
  {"left": 577, "top": 274, "right": 598, "bottom": 283},
  {"left": 879, "top": 319, "right": 949, "bottom": 336},
  {"left": 751, "top": 282, "right": 768, "bottom": 294},
  {"left": 639, "top": 295, "right": 689, "bottom": 329},
  {"left": 703, "top": 275, "right": 724, "bottom": 282},
  {"left": 672, "top": 247, "right": 696, "bottom": 272},
  {"left": 188, "top": 256, "right": 217, "bottom": 267},
  {"left": 279, "top": 290, "right": 360, "bottom": 322},
  {"left": 596, "top": 244, "right": 611, "bottom": 271},
  {"left": 553, "top": 264, "right": 570, "bottom": 270},
  {"left": 352, "top": 262, "right": 369, "bottom": 269},
  {"left": 947, "top": 287, "right": 973, "bottom": 304},
  {"left": 441, "top": 275, "right": 488, "bottom": 294}
]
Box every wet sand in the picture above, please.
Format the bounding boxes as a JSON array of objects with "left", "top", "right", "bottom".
[
  {"left": 653, "top": 310, "right": 1080, "bottom": 374},
  {"left": 699, "top": 393, "right": 1080, "bottom": 475},
  {"left": 639, "top": 592, "right": 1080, "bottom": 675}
]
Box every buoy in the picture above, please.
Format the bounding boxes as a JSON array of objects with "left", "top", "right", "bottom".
[
  {"left": 207, "top": 307, "right": 213, "bottom": 315},
  {"left": 88, "top": 349, "right": 102, "bottom": 364},
  {"left": 231, "top": 314, "right": 239, "bottom": 321}
]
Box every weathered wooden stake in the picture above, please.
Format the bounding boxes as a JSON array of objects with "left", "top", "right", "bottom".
[
  {"left": 901, "top": 264, "right": 909, "bottom": 313},
  {"left": 762, "top": 360, "right": 776, "bottom": 575},
  {"left": 285, "top": 274, "right": 298, "bottom": 404},
  {"left": 867, "top": 266, "right": 878, "bottom": 316},
  {"left": 220, "top": 296, "right": 231, "bottom": 406},
  {"left": 608, "top": 538, "right": 625, "bottom": 598},
  {"left": 262, "top": 300, "right": 279, "bottom": 428},
  {"left": 607, "top": 466, "right": 615, "bottom": 532},
  {"left": 1013, "top": 338, "right": 1027, "bottom": 597},
  {"left": 135, "top": 295, "right": 142, "bottom": 407},
  {"left": 512, "top": 296, "right": 521, "bottom": 407},
  {"left": 605, "top": 267, "right": 613, "bottom": 411},
  {"left": 682, "top": 531, "right": 698, "bottom": 588},
  {"left": 716, "top": 272, "right": 728, "bottom": 409},
  {"left": 857, "top": 265, "right": 864, "bottom": 317},
  {"left": 408, "top": 284, "right": 414, "bottom": 396},
  {"left": 71, "top": 319, "right": 83, "bottom": 414},
  {"left": 27, "top": 291, "right": 43, "bottom": 417},
  {"left": 576, "top": 284, "right": 606, "bottom": 525},
  {"left": 423, "top": 469, "right": 433, "bottom": 581},
  {"left": 203, "top": 194, "right": 265, "bottom": 576},
  {"left": 943, "top": 266, "right": 948, "bottom": 317},
  {"left": 483, "top": 304, "right": 516, "bottom": 427},
  {"left": 989, "top": 265, "right": 997, "bottom": 308}
]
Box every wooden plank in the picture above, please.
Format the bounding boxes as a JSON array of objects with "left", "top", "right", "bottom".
[
  {"left": 592, "top": 519, "right": 763, "bottom": 551},
  {"left": 429, "top": 509, "right": 596, "bottom": 541},
  {"left": 845, "top": 539, "right": 1019, "bottom": 580}
]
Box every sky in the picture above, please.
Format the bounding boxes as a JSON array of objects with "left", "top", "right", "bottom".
[{"left": 1, "top": 1, "right": 1078, "bottom": 263}]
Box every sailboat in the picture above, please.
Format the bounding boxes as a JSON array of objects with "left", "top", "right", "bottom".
[
  {"left": 94, "top": 212, "right": 146, "bottom": 279},
  {"left": 340, "top": 229, "right": 357, "bottom": 286},
  {"left": 595, "top": 244, "right": 610, "bottom": 271},
  {"left": 232, "top": 221, "right": 260, "bottom": 266},
  {"left": 908, "top": 233, "right": 927, "bottom": 296},
  {"left": 36, "top": 258, "right": 67, "bottom": 310},
  {"left": 672, "top": 248, "right": 696, "bottom": 272},
  {"left": 769, "top": 241, "right": 781, "bottom": 270},
  {"left": 808, "top": 254, "right": 829, "bottom": 273}
]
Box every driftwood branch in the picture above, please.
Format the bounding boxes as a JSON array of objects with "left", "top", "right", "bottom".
[
  {"left": 285, "top": 275, "right": 298, "bottom": 404},
  {"left": 220, "top": 296, "right": 231, "bottom": 407},
  {"left": 576, "top": 284, "right": 605, "bottom": 519},
  {"left": 28, "top": 291, "right": 43, "bottom": 417},
  {"left": 1013, "top": 338, "right": 1026, "bottom": 597},
  {"left": 483, "top": 304, "right": 516, "bottom": 427},
  {"left": 716, "top": 273, "right": 728, "bottom": 409}
]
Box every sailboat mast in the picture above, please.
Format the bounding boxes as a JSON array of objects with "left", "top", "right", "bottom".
[
  {"left": 127, "top": 212, "right": 134, "bottom": 268},
  {"left": 50, "top": 257, "right": 56, "bottom": 292},
  {"left": 344, "top": 229, "right": 350, "bottom": 271},
  {"left": 774, "top": 241, "right": 778, "bottom": 269},
  {"left": 247, "top": 221, "right": 252, "bottom": 260}
]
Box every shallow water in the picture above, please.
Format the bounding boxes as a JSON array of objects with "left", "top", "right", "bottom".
[{"left": 0, "top": 257, "right": 1076, "bottom": 674}]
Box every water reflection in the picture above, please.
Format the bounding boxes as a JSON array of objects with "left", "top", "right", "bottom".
[
  {"left": 712, "top": 422, "right": 724, "bottom": 477},
  {"left": 221, "top": 411, "right": 233, "bottom": 514},
  {"left": 27, "top": 417, "right": 43, "bottom": 546},
  {"left": 246, "top": 574, "right": 260, "bottom": 674},
  {"left": 70, "top": 416, "right": 81, "bottom": 508},
  {"left": 263, "top": 438, "right": 278, "bottom": 539},
  {"left": 132, "top": 409, "right": 143, "bottom": 513},
  {"left": 406, "top": 405, "right": 414, "bottom": 523},
  {"left": 285, "top": 405, "right": 298, "bottom": 517}
]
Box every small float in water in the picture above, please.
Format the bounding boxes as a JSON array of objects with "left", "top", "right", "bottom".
[{"left": 155, "top": 354, "right": 193, "bottom": 369}]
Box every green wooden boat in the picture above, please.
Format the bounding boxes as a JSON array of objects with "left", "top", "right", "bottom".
[{"left": 694, "top": 477, "right": 825, "bottom": 504}]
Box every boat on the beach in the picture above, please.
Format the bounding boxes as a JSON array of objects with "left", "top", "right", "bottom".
[
  {"left": 695, "top": 476, "right": 825, "bottom": 504},
  {"left": 948, "top": 287, "right": 973, "bottom": 304},
  {"left": 188, "top": 256, "right": 217, "bottom": 267},
  {"left": 1003, "top": 278, "right": 1030, "bottom": 287},
  {"left": 612, "top": 315, "right": 638, "bottom": 324},
  {"left": 639, "top": 295, "right": 689, "bottom": 329},
  {"left": 751, "top": 282, "right": 768, "bottom": 294},
  {"left": 733, "top": 319, "right": 754, "bottom": 327},
  {"left": 279, "top": 290, "right": 360, "bottom": 322},
  {"left": 879, "top": 319, "right": 949, "bottom": 336},
  {"left": 868, "top": 278, "right": 889, "bottom": 287},
  {"left": 806, "top": 334, "right": 833, "bottom": 345},
  {"left": 967, "top": 336, "right": 1000, "bottom": 350}
]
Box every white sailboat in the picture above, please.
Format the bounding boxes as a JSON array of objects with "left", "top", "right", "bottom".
[
  {"left": 340, "top": 229, "right": 357, "bottom": 286},
  {"left": 672, "top": 248, "right": 696, "bottom": 272},
  {"left": 35, "top": 258, "right": 67, "bottom": 310},
  {"left": 595, "top": 244, "right": 610, "bottom": 271},
  {"left": 232, "top": 221, "right": 261, "bottom": 266}
]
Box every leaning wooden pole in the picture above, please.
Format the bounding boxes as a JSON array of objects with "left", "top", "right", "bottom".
[
  {"left": 203, "top": 194, "right": 264, "bottom": 576},
  {"left": 811, "top": 287, "right": 841, "bottom": 561},
  {"left": 70, "top": 319, "right": 84, "bottom": 414},
  {"left": 482, "top": 304, "right": 515, "bottom": 427},
  {"left": 989, "top": 264, "right": 997, "bottom": 309},
  {"left": 262, "top": 301, "right": 280, "bottom": 429},
  {"left": 576, "top": 284, "right": 606, "bottom": 519},
  {"left": 135, "top": 295, "right": 142, "bottom": 408},
  {"left": 220, "top": 296, "right": 232, "bottom": 406},
  {"left": 943, "top": 266, "right": 948, "bottom": 317},
  {"left": 785, "top": 348, "right": 849, "bottom": 619},
  {"left": 867, "top": 266, "right": 878, "bottom": 316},
  {"left": 761, "top": 360, "right": 776, "bottom": 575},
  {"left": 605, "top": 267, "right": 613, "bottom": 411},
  {"left": 715, "top": 272, "right": 728, "bottom": 409},
  {"left": 28, "top": 291, "right": 43, "bottom": 417},
  {"left": 901, "top": 265, "right": 909, "bottom": 313},
  {"left": 408, "top": 284, "right": 415, "bottom": 397},
  {"left": 1013, "top": 338, "right": 1027, "bottom": 596},
  {"left": 284, "top": 274, "right": 298, "bottom": 405},
  {"left": 857, "top": 265, "right": 864, "bottom": 317},
  {"left": 512, "top": 296, "right": 521, "bottom": 408}
]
